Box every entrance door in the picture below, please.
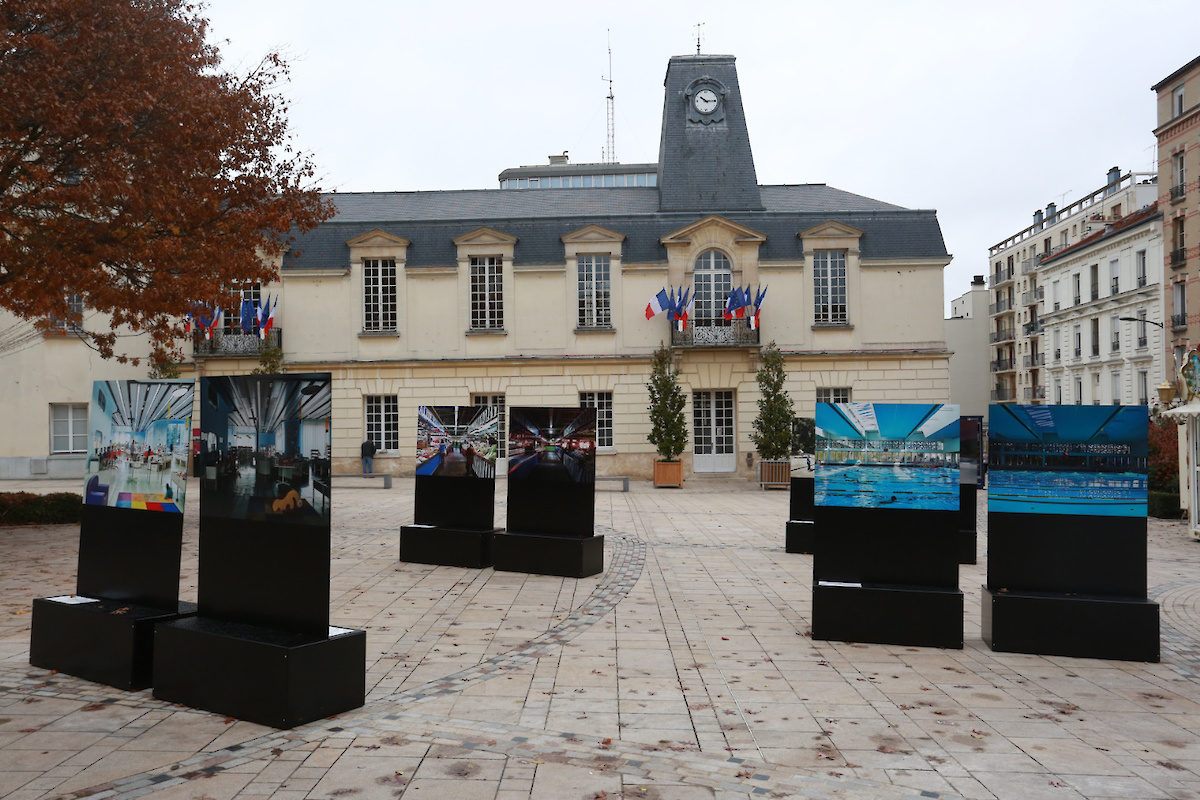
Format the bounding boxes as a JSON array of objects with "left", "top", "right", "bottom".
[{"left": 693, "top": 390, "right": 735, "bottom": 473}]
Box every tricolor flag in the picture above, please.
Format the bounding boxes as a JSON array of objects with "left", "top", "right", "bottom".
[
  {"left": 645, "top": 288, "right": 670, "bottom": 320},
  {"left": 748, "top": 285, "right": 768, "bottom": 329},
  {"left": 199, "top": 307, "right": 221, "bottom": 340},
  {"left": 724, "top": 285, "right": 749, "bottom": 320},
  {"left": 673, "top": 287, "right": 692, "bottom": 331},
  {"left": 260, "top": 295, "right": 276, "bottom": 340}
]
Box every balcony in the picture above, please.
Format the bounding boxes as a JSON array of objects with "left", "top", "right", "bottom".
[
  {"left": 1172, "top": 248, "right": 1187, "bottom": 268},
  {"left": 1023, "top": 320, "right": 1043, "bottom": 335},
  {"left": 989, "top": 267, "right": 1015, "bottom": 287},
  {"left": 1020, "top": 258, "right": 1037, "bottom": 275},
  {"left": 1111, "top": 339, "right": 1121, "bottom": 353},
  {"left": 1090, "top": 286, "right": 1100, "bottom": 302},
  {"left": 671, "top": 322, "right": 760, "bottom": 348},
  {"left": 989, "top": 328, "right": 1015, "bottom": 343},
  {"left": 1137, "top": 336, "right": 1148, "bottom": 348},
  {"left": 1073, "top": 295, "right": 1082, "bottom": 306},
  {"left": 1023, "top": 386, "right": 1046, "bottom": 400},
  {"left": 1137, "top": 274, "right": 1148, "bottom": 288},
  {"left": 990, "top": 358, "right": 1014, "bottom": 373},
  {"left": 1021, "top": 286, "right": 1043, "bottom": 305},
  {"left": 1171, "top": 184, "right": 1186, "bottom": 201},
  {"left": 989, "top": 298, "right": 1013, "bottom": 315},
  {"left": 1023, "top": 353, "right": 1045, "bottom": 368},
  {"left": 1074, "top": 348, "right": 1082, "bottom": 359},
  {"left": 990, "top": 388, "right": 1015, "bottom": 402},
  {"left": 1172, "top": 312, "right": 1189, "bottom": 330},
  {"left": 193, "top": 328, "right": 282, "bottom": 358},
  {"left": 1053, "top": 348, "right": 1061, "bottom": 362}
]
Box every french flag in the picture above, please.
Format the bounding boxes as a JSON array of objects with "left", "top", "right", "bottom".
[
  {"left": 260, "top": 295, "right": 276, "bottom": 340},
  {"left": 645, "top": 288, "right": 670, "bottom": 320}
]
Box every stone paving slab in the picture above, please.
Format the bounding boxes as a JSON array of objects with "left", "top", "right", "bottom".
[{"left": 1, "top": 477, "right": 1200, "bottom": 799}]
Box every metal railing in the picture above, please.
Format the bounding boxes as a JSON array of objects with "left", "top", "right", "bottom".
[
  {"left": 1171, "top": 184, "right": 1186, "bottom": 201},
  {"left": 1023, "top": 386, "right": 1046, "bottom": 400},
  {"left": 1111, "top": 278, "right": 1120, "bottom": 294},
  {"left": 193, "top": 328, "right": 282, "bottom": 358},
  {"left": 1023, "top": 353, "right": 1044, "bottom": 368},
  {"left": 1024, "top": 320, "right": 1043, "bottom": 335},
  {"left": 989, "top": 298, "right": 1013, "bottom": 315},
  {"left": 1172, "top": 248, "right": 1187, "bottom": 268},
  {"left": 990, "top": 359, "right": 1014, "bottom": 372},
  {"left": 989, "top": 328, "right": 1015, "bottom": 343},
  {"left": 1021, "top": 286, "right": 1043, "bottom": 305},
  {"left": 1172, "top": 312, "right": 1188, "bottom": 329},
  {"left": 989, "top": 267, "right": 1015, "bottom": 286},
  {"left": 670, "top": 323, "right": 760, "bottom": 348},
  {"left": 990, "top": 388, "right": 1015, "bottom": 401}
]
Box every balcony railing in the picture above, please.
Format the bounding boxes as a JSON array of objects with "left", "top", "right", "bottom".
[
  {"left": 990, "top": 358, "right": 1014, "bottom": 373},
  {"left": 1091, "top": 343, "right": 1101, "bottom": 357},
  {"left": 1020, "top": 258, "right": 1037, "bottom": 275},
  {"left": 1024, "top": 320, "right": 1043, "bottom": 335},
  {"left": 989, "top": 328, "right": 1015, "bottom": 343},
  {"left": 1172, "top": 248, "right": 1187, "bottom": 268},
  {"left": 990, "top": 388, "right": 1015, "bottom": 402},
  {"left": 1111, "top": 339, "right": 1121, "bottom": 352},
  {"left": 989, "top": 298, "right": 1013, "bottom": 315},
  {"left": 670, "top": 322, "right": 760, "bottom": 348},
  {"left": 1074, "top": 347, "right": 1082, "bottom": 358},
  {"left": 1023, "top": 353, "right": 1044, "bottom": 368},
  {"left": 1090, "top": 286, "right": 1100, "bottom": 302},
  {"left": 1054, "top": 348, "right": 1061, "bottom": 362},
  {"left": 1111, "top": 278, "right": 1120, "bottom": 294},
  {"left": 193, "top": 328, "right": 282, "bottom": 358},
  {"left": 989, "top": 267, "right": 1015, "bottom": 287},
  {"left": 1023, "top": 386, "right": 1046, "bottom": 400},
  {"left": 1137, "top": 336, "right": 1148, "bottom": 348},
  {"left": 1137, "top": 274, "right": 1148, "bottom": 288},
  {"left": 1171, "top": 184, "right": 1186, "bottom": 201},
  {"left": 1172, "top": 312, "right": 1189, "bottom": 330},
  {"left": 1021, "top": 286, "right": 1043, "bottom": 305}
]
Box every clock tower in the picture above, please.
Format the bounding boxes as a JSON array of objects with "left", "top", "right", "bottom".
[{"left": 657, "top": 54, "right": 763, "bottom": 213}]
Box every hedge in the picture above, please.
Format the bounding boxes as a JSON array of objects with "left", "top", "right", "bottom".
[
  {"left": 1148, "top": 491, "right": 1182, "bottom": 520},
  {"left": 0, "top": 492, "right": 83, "bottom": 525}
]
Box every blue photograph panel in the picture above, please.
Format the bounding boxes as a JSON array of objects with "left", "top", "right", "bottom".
[
  {"left": 85, "top": 380, "right": 195, "bottom": 513},
  {"left": 815, "top": 403, "right": 961, "bottom": 510},
  {"left": 416, "top": 405, "right": 499, "bottom": 478},
  {"left": 987, "top": 404, "right": 1148, "bottom": 517}
]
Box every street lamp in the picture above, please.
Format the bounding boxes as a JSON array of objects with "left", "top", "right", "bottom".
[{"left": 1117, "top": 317, "right": 1176, "bottom": 406}]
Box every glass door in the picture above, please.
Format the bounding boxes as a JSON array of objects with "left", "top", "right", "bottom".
[{"left": 693, "top": 390, "right": 736, "bottom": 472}]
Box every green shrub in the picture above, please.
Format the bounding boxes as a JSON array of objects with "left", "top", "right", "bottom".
[
  {"left": 1148, "top": 490, "right": 1182, "bottom": 520},
  {"left": 0, "top": 492, "right": 83, "bottom": 525}
]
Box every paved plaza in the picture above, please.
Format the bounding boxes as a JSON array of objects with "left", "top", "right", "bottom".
[{"left": 3, "top": 477, "right": 1200, "bottom": 800}]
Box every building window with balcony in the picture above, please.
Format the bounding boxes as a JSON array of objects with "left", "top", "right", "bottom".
[
  {"left": 1110, "top": 259, "right": 1120, "bottom": 295},
  {"left": 473, "top": 394, "right": 506, "bottom": 457},
  {"left": 1138, "top": 371, "right": 1149, "bottom": 405},
  {"left": 1052, "top": 328, "right": 1061, "bottom": 362},
  {"left": 1136, "top": 250, "right": 1147, "bottom": 287},
  {"left": 1112, "top": 371, "right": 1121, "bottom": 406},
  {"left": 1089, "top": 264, "right": 1099, "bottom": 301},
  {"left": 580, "top": 391, "right": 613, "bottom": 448},
  {"left": 1174, "top": 282, "right": 1188, "bottom": 329},
  {"left": 1054, "top": 379, "right": 1062, "bottom": 404},
  {"left": 364, "top": 395, "right": 399, "bottom": 450},
  {"left": 1073, "top": 324, "right": 1082, "bottom": 358},
  {"left": 1090, "top": 318, "right": 1100, "bottom": 356},
  {"left": 50, "top": 403, "right": 88, "bottom": 453},
  {"left": 470, "top": 256, "right": 504, "bottom": 330},
  {"left": 1172, "top": 217, "right": 1186, "bottom": 267},
  {"left": 363, "top": 259, "right": 397, "bottom": 332},
  {"left": 817, "top": 387, "right": 851, "bottom": 404},
  {"left": 1137, "top": 309, "right": 1148, "bottom": 348},
  {"left": 1075, "top": 377, "right": 1083, "bottom": 405},
  {"left": 1052, "top": 280, "right": 1060, "bottom": 310},
  {"left": 220, "top": 284, "right": 262, "bottom": 335},
  {"left": 576, "top": 255, "right": 612, "bottom": 329},
  {"left": 813, "top": 250, "right": 847, "bottom": 324},
  {"left": 1110, "top": 314, "right": 1120, "bottom": 352},
  {"left": 1172, "top": 152, "right": 1186, "bottom": 202},
  {"left": 1072, "top": 273, "right": 1081, "bottom": 305}
]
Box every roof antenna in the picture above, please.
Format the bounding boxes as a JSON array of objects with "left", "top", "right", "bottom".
[
  {"left": 602, "top": 30, "right": 616, "bottom": 163},
  {"left": 694, "top": 22, "right": 704, "bottom": 54}
]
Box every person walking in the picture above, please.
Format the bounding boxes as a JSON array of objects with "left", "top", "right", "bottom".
[{"left": 361, "top": 439, "right": 378, "bottom": 474}]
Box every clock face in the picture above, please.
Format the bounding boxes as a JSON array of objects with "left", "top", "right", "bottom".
[{"left": 694, "top": 88, "right": 719, "bottom": 114}]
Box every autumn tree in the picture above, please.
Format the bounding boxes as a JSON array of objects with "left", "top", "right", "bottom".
[{"left": 0, "top": 0, "right": 332, "bottom": 361}]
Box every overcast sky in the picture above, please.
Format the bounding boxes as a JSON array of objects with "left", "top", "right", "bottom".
[{"left": 203, "top": 0, "right": 1200, "bottom": 315}]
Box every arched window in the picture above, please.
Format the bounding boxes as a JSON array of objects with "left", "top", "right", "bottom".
[{"left": 693, "top": 250, "right": 732, "bottom": 328}]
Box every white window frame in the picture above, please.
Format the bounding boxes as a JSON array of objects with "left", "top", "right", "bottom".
[
  {"left": 1136, "top": 250, "right": 1147, "bottom": 287},
  {"left": 1110, "top": 314, "right": 1120, "bottom": 352},
  {"left": 1138, "top": 370, "right": 1149, "bottom": 405},
  {"left": 54, "top": 293, "right": 85, "bottom": 333},
  {"left": 222, "top": 283, "right": 261, "bottom": 335},
  {"left": 813, "top": 250, "right": 848, "bottom": 324},
  {"left": 580, "top": 391, "right": 614, "bottom": 448},
  {"left": 364, "top": 395, "right": 399, "bottom": 450},
  {"left": 470, "top": 256, "right": 504, "bottom": 330},
  {"left": 473, "top": 394, "right": 506, "bottom": 457},
  {"left": 51, "top": 403, "right": 88, "bottom": 453},
  {"left": 577, "top": 255, "right": 612, "bottom": 329},
  {"left": 363, "top": 258, "right": 398, "bottom": 332},
  {"left": 816, "top": 387, "right": 851, "bottom": 404}
]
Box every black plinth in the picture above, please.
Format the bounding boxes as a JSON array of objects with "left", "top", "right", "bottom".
[
  {"left": 813, "top": 583, "right": 964, "bottom": 649},
  {"left": 785, "top": 520, "right": 815, "bottom": 554},
  {"left": 30, "top": 596, "right": 196, "bottom": 690},
  {"left": 957, "top": 484, "right": 977, "bottom": 565},
  {"left": 153, "top": 616, "right": 366, "bottom": 729},
  {"left": 981, "top": 586, "right": 1159, "bottom": 662},
  {"left": 492, "top": 532, "right": 604, "bottom": 578},
  {"left": 401, "top": 524, "right": 495, "bottom": 568},
  {"left": 789, "top": 476, "right": 815, "bottom": 521}
]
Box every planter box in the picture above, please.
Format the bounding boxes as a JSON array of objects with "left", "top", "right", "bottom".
[
  {"left": 653, "top": 459, "right": 684, "bottom": 488},
  {"left": 758, "top": 459, "right": 790, "bottom": 489}
]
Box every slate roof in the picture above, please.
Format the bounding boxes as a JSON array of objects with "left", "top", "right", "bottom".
[{"left": 285, "top": 184, "right": 947, "bottom": 270}]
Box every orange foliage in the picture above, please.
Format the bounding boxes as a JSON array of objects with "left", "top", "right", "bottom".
[{"left": 0, "top": 0, "right": 332, "bottom": 361}]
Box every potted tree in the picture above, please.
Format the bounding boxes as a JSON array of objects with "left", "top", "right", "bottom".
[
  {"left": 646, "top": 343, "right": 687, "bottom": 487},
  {"left": 751, "top": 341, "right": 795, "bottom": 489}
]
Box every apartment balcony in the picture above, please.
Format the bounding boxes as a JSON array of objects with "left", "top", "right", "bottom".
[
  {"left": 1021, "top": 286, "right": 1043, "bottom": 305},
  {"left": 1053, "top": 348, "right": 1062, "bottom": 362},
  {"left": 193, "top": 328, "right": 282, "bottom": 358},
  {"left": 990, "top": 358, "right": 1014, "bottom": 373},
  {"left": 990, "top": 388, "right": 1015, "bottom": 402},
  {"left": 1171, "top": 184, "right": 1186, "bottom": 201},
  {"left": 1172, "top": 248, "right": 1187, "bottom": 268},
  {"left": 1172, "top": 312, "right": 1189, "bottom": 330},
  {"left": 1023, "top": 320, "right": 1043, "bottom": 336},
  {"left": 671, "top": 322, "right": 760, "bottom": 348},
  {"left": 989, "top": 328, "right": 1016, "bottom": 343},
  {"left": 1137, "top": 336, "right": 1148, "bottom": 348},
  {"left": 1137, "top": 275, "right": 1148, "bottom": 288},
  {"left": 989, "top": 267, "right": 1016, "bottom": 287},
  {"left": 1020, "top": 258, "right": 1037, "bottom": 275},
  {"left": 1023, "top": 386, "right": 1046, "bottom": 400},
  {"left": 1023, "top": 353, "right": 1045, "bottom": 368},
  {"left": 989, "top": 298, "right": 1013, "bottom": 315}
]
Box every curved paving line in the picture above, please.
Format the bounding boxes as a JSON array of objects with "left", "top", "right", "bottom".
[
  {"left": 1150, "top": 579, "right": 1200, "bottom": 679},
  {"left": 20, "top": 527, "right": 647, "bottom": 799}
]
